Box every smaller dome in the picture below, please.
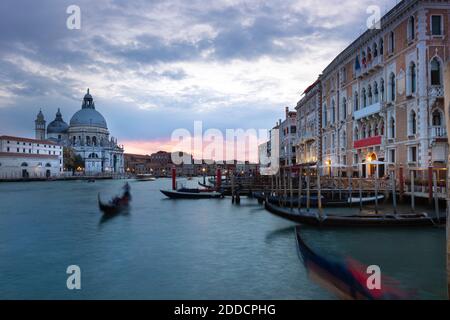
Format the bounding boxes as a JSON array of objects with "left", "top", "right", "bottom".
[
  {"left": 47, "top": 108, "right": 69, "bottom": 134},
  {"left": 36, "top": 110, "right": 45, "bottom": 121}
]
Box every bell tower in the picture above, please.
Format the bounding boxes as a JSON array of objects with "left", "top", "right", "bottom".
[{"left": 35, "top": 109, "right": 46, "bottom": 140}]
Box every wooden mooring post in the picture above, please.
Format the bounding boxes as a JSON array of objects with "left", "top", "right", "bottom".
[
  {"left": 289, "top": 168, "right": 293, "bottom": 211},
  {"left": 359, "top": 177, "right": 363, "bottom": 212},
  {"left": 306, "top": 166, "right": 311, "bottom": 212},
  {"left": 298, "top": 167, "right": 302, "bottom": 212},
  {"left": 316, "top": 165, "right": 322, "bottom": 217},
  {"left": 410, "top": 170, "right": 415, "bottom": 213},
  {"left": 391, "top": 171, "right": 397, "bottom": 215},
  {"left": 433, "top": 171, "right": 440, "bottom": 223}
]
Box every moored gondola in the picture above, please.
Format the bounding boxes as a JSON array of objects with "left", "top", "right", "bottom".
[
  {"left": 253, "top": 193, "right": 384, "bottom": 207},
  {"left": 160, "top": 188, "right": 224, "bottom": 199},
  {"left": 265, "top": 201, "right": 445, "bottom": 227}
]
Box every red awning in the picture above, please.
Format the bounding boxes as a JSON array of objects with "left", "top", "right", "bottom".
[{"left": 354, "top": 136, "right": 382, "bottom": 149}]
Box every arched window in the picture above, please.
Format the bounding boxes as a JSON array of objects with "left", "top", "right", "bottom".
[
  {"left": 72, "top": 136, "right": 76, "bottom": 144},
  {"left": 362, "top": 88, "right": 367, "bottom": 108},
  {"left": 354, "top": 127, "right": 359, "bottom": 140},
  {"left": 432, "top": 110, "right": 442, "bottom": 126},
  {"left": 342, "top": 130, "right": 346, "bottom": 147},
  {"left": 86, "top": 136, "right": 91, "bottom": 146},
  {"left": 373, "top": 42, "right": 378, "bottom": 57},
  {"left": 323, "top": 104, "right": 327, "bottom": 125},
  {"left": 389, "top": 73, "right": 396, "bottom": 101},
  {"left": 389, "top": 117, "right": 395, "bottom": 138},
  {"left": 331, "top": 100, "right": 336, "bottom": 123},
  {"left": 361, "top": 124, "right": 367, "bottom": 138},
  {"left": 374, "top": 123, "right": 379, "bottom": 136},
  {"left": 368, "top": 85, "right": 373, "bottom": 105},
  {"left": 408, "top": 16, "right": 415, "bottom": 40},
  {"left": 368, "top": 124, "right": 372, "bottom": 137},
  {"left": 379, "top": 120, "right": 385, "bottom": 135},
  {"left": 431, "top": 58, "right": 441, "bottom": 86},
  {"left": 380, "top": 78, "right": 385, "bottom": 101},
  {"left": 374, "top": 82, "right": 379, "bottom": 103},
  {"left": 21, "top": 162, "right": 28, "bottom": 167},
  {"left": 354, "top": 92, "right": 359, "bottom": 111},
  {"left": 389, "top": 31, "right": 395, "bottom": 53},
  {"left": 45, "top": 163, "right": 51, "bottom": 167},
  {"left": 409, "top": 110, "right": 417, "bottom": 135},
  {"left": 92, "top": 136, "right": 97, "bottom": 146},
  {"left": 342, "top": 97, "right": 347, "bottom": 120},
  {"left": 379, "top": 38, "right": 384, "bottom": 55},
  {"left": 409, "top": 62, "right": 416, "bottom": 93}
]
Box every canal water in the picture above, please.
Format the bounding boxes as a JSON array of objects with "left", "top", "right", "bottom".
[{"left": 0, "top": 178, "right": 447, "bottom": 299}]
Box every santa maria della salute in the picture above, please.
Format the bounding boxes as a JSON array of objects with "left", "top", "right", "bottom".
[{"left": 34, "top": 89, "right": 124, "bottom": 174}]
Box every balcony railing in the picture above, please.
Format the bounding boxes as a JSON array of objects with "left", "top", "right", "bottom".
[
  {"left": 430, "top": 126, "right": 447, "bottom": 138},
  {"left": 353, "top": 102, "right": 381, "bottom": 120},
  {"left": 428, "top": 85, "right": 444, "bottom": 98}
]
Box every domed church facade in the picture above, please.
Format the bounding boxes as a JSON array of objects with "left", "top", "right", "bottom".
[{"left": 35, "top": 89, "right": 124, "bottom": 174}]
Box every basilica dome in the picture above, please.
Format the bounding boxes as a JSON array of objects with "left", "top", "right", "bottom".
[
  {"left": 69, "top": 89, "right": 108, "bottom": 129},
  {"left": 47, "top": 108, "right": 69, "bottom": 134}
]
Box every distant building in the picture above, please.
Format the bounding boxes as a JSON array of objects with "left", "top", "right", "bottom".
[
  {"left": 124, "top": 153, "right": 152, "bottom": 174},
  {"left": 35, "top": 89, "right": 124, "bottom": 174},
  {"left": 279, "top": 107, "right": 297, "bottom": 166},
  {"left": 295, "top": 79, "right": 322, "bottom": 165},
  {"left": 0, "top": 136, "right": 63, "bottom": 180}
]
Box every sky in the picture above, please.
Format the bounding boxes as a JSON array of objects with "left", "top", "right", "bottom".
[{"left": 0, "top": 0, "right": 398, "bottom": 157}]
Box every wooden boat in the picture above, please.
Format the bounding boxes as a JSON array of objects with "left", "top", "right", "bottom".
[
  {"left": 258, "top": 194, "right": 384, "bottom": 207},
  {"left": 160, "top": 188, "right": 224, "bottom": 199},
  {"left": 135, "top": 174, "right": 156, "bottom": 181},
  {"left": 98, "top": 183, "right": 131, "bottom": 215},
  {"left": 265, "top": 202, "right": 445, "bottom": 227},
  {"left": 295, "top": 227, "right": 413, "bottom": 299}
]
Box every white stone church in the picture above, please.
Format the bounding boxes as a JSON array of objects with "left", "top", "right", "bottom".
[{"left": 35, "top": 89, "right": 124, "bottom": 174}]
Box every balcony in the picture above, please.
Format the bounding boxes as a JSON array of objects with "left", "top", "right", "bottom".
[
  {"left": 430, "top": 126, "right": 447, "bottom": 139},
  {"left": 354, "top": 135, "right": 382, "bottom": 149},
  {"left": 299, "top": 131, "right": 315, "bottom": 142},
  {"left": 353, "top": 102, "right": 382, "bottom": 120},
  {"left": 428, "top": 85, "right": 444, "bottom": 99}
]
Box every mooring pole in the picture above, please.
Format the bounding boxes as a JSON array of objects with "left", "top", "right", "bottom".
[
  {"left": 298, "top": 167, "right": 302, "bottom": 212},
  {"left": 433, "top": 170, "right": 440, "bottom": 223},
  {"left": 289, "top": 167, "right": 293, "bottom": 211},
  {"left": 391, "top": 171, "right": 398, "bottom": 215},
  {"left": 317, "top": 164, "right": 323, "bottom": 217},
  {"left": 428, "top": 166, "right": 434, "bottom": 205},
  {"left": 306, "top": 166, "right": 311, "bottom": 212},
  {"left": 283, "top": 168, "right": 287, "bottom": 206},
  {"left": 348, "top": 172, "right": 352, "bottom": 207},
  {"left": 410, "top": 170, "right": 415, "bottom": 213},
  {"left": 375, "top": 173, "right": 379, "bottom": 214},
  {"left": 359, "top": 176, "right": 363, "bottom": 212}
]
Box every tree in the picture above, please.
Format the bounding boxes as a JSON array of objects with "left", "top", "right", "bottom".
[{"left": 64, "top": 147, "right": 84, "bottom": 173}]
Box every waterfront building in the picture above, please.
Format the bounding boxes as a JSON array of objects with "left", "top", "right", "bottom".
[
  {"left": 35, "top": 89, "right": 125, "bottom": 174},
  {"left": 295, "top": 79, "right": 322, "bottom": 166},
  {"left": 300, "top": 0, "right": 449, "bottom": 178},
  {"left": 279, "top": 107, "right": 297, "bottom": 166},
  {"left": 124, "top": 153, "right": 152, "bottom": 174},
  {"left": 0, "top": 136, "right": 63, "bottom": 179}
]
